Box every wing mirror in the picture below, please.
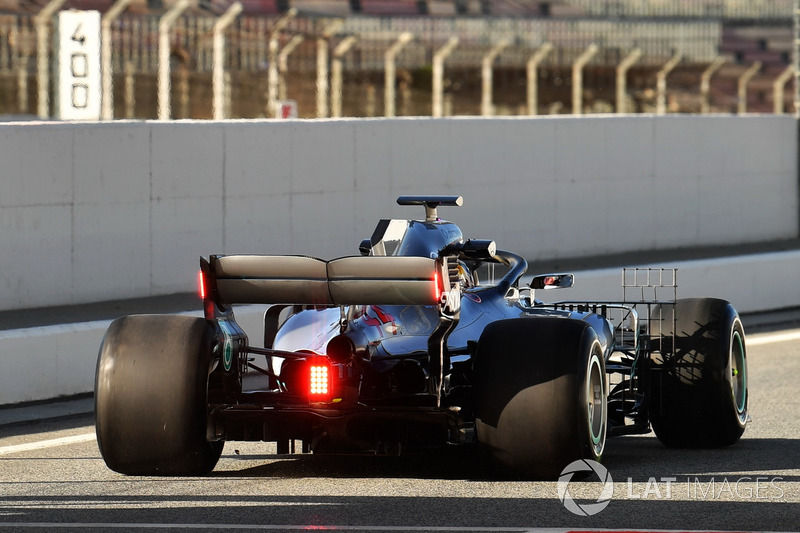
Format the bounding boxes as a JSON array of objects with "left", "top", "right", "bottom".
[{"left": 530, "top": 273, "right": 574, "bottom": 290}]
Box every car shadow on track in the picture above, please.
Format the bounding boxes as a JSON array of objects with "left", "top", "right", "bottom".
[
  {"left": 211, "top": 435, "right": 800, "bottom": 482},
  {"left": 602, "top": 435, "right": 800, "bottom": 482},
  {"left": 212, "top": 443, "right": 500, "bottom": 480}
]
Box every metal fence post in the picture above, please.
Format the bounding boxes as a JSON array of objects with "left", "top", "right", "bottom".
[
  {"left": 737, "top": 61, "right": 761, "bottom": 114},
  {"left": 331, "top": 36, "right": 357, "bottom": 118},
  {"left": 157, "top": 0, "right": 190, "bottom": 120},
  {"left": 526, "top": 42, "right": 552, "bottom": 116},
  {"left": 213, "top": 2, "right": 242, "bottom": 120},
  {"left": 572, "top": 43, "right": 598, "bottom": 115},
  {"left": 178, "top": 66, "right": 189, "bottom": 118},
  {"left": 124, "top": 60, "right": 134, "bottom": 118},
  {"left": 481, "top": 39, "right": 509, "bottom": 117},
  {"left": 432, "top": 36, "right": 458, "bottom": 118},
  {"left": 616, "top": 48, "right": 641, "bottom": 114},
  {"left": 267, "top": 8, "right": 297, "bottom": 118},
  {"left": 773, "top": 64, "right": 794, "bottom": 114},
  {"left": 385, "top": 32, "right": 413, "bottom": 118},
  {"left": 18, "top": 65, "right": 28, "bottom": 114},
  {"left": 656, "top": 52, "right": 682, "bottom": 115},
  {"left": 101, "top": 0, "right": 134, "bottom": 120},
  {"left": 316, "top": 19, "right": 343, "bottom": 119},
  {"left": 35, "top": 0, "right": 67, "bottom": 119},
  {"left": 278, "top": 34, "right": 305, "bottom": 102},
  {"left": 795, "top": 0, "right": 800, "bottom": 117},
  {"left": 700, "top": 56, "right": 725, "bottom": 114}
]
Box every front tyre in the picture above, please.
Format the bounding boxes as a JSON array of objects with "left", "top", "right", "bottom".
[
  {"left": 649, "top": 298, "right": 748, "bottom": 448},
  {"left": 473, "top": 318, "right": 607, "bottom": 479},
  {"left": 95, "top": 315, "right": 224, "bottom": 476}
]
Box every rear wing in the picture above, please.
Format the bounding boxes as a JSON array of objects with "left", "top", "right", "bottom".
[
  {"left": 200, "top": 254, "right": 461, "bottom": 405},
  {"left": 200, "top": 254, "right": 460, "bottom": 318}
]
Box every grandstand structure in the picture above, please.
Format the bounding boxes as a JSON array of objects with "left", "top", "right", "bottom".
[{"left": 0, "top": 0, "right": 795, "bottom": 118}]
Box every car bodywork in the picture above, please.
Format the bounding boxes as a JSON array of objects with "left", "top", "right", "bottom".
[{"left": 96, "top": 195, "right": 749, "bottom": 478}]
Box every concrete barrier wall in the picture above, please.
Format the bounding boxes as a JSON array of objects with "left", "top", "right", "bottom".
[
  {"left": 0, "top": 115, "right": 796, "bottom": 311},
  {"left": 0, "top": 305, "right": 265, "bottom": 405},
  {"left": 3, "top": 251, "right": 800, "bottom": 405}
]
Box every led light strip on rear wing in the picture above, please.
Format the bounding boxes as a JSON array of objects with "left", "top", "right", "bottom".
[{"left": 199, "top": 254, "right": 460, "bottom": 319}]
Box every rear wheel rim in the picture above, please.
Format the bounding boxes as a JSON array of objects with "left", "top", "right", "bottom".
[
  {"left": 586, "top": 349, "right": 606, "bottom": 456},
  {"left": 730, "top": 328, "right": 747, "bottom": 415}
]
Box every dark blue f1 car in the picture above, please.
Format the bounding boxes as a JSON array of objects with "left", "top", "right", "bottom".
[{"left": 95, "top": 196, "right": 749, "bottom": 479}]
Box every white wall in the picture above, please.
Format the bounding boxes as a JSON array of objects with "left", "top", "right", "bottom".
[{"left": 0, "top": 115, "right": 796, "bottom": 311}]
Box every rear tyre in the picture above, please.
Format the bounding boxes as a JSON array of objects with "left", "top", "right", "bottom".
[
  {"left": 473, "top": 317, "right": 607, "bottom": 479},
  {"left": 95, "top": 315, "right": 224, "bottom": 475},
  {"left": 649, "top": 298, "right": 748, "bottom": 448}
]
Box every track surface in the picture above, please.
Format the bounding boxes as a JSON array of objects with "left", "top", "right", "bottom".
[{"left": 0, "top": 328, "right": 798, "bottom": 533}]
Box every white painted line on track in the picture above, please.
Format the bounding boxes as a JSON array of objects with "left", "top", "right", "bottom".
[
  {"left": 0, "top": 433, "right": 95, "bottom": 456},
  {"left": 746, "top": 329, "right": 800, "bottom": 346},
  {"left": 0, "top": 525, "right": 537, "bottom": 531},
  {"left": 0, "top": 526, "right": 791, "bottom": 533}
]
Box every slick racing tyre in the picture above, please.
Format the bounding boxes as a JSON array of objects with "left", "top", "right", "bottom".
[
  {"left": 649, "top": 298, "right": 748, "bottom": 448},
  {"left": 473, "top": 317, "right": 607, "bottom": 480},
  {"left": 95, "top": 315, "right": 223, "bottom": 476}
]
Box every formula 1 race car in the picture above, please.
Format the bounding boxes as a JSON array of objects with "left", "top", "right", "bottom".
[{"left": 95, "top": 195, "right": 749, "bottom": 479}]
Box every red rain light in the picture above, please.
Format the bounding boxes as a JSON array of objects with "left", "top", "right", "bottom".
[{"left": 308, "top": 361, "right": 332, "bottom": 399}]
